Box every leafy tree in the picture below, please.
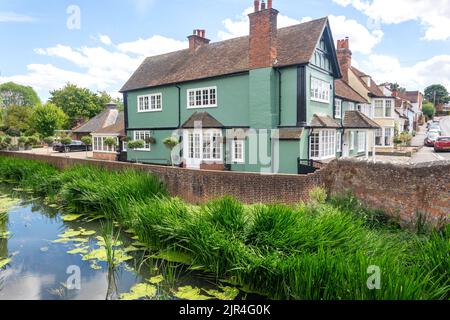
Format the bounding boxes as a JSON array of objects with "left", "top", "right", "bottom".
[
  {"left": 422, "top": 102, "right": 436, "bottom": 119},
  {"left": 31, "top": 103, "right": 68, "bottom": 138},
  {"left": 389, "top": 83, "right": 406, "bottom": 93},
  {"left": 49, "top": 83, "right": 112, "bottom": 127},
  {"left": 0, "top": 82, "right": 41, "bottom": 108},
  {"left": 60, "top": 137, "right": 72, "bottom": 145},
  {"left": 4, "top": 105, "right": 33, "bottom": 132},
  {"left": 424, "top": 84, "right": 449, "bottom": 105}
]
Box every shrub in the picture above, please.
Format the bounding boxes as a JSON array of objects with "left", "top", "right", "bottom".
[
  {"left": 309, "top": 187, "right": 327, "bottom": 205},
  {"left": 104, "top": 137, "right": 117, "bottom": 148},
  {"left": 60, "top": 137, "right": 72, "bottom": 145},
  {"left": 127, "top": 140, "right": 145, "bottom": 150},
  {"left": 81, "top": 136, "right": 92, "bottom": 146},
  {"left": 43, "top": 137, "right": 55, "bottom": 145},
  {"left": 163, "top": 136, "right": 180, "bottom": 150}
]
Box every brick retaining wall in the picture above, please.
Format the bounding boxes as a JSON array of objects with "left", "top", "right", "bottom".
[
  {"left": 323, "top": 159, "right": 450, "bottom": 226},
  {"left": 1, "top": 152, "right": 448, "bottom": 227}
]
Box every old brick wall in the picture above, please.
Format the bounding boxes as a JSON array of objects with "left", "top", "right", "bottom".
[
  {"left": 322, "top": 159, "right": 450, "bottom": 226},
  {"left": 0, "top": 152, "right": 324, "bottom": 204},
  {"left": 1, "top": 152, "right": 448, "bottom": 226}
]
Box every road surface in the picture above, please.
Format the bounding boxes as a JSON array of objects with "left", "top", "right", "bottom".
[{"left": 410, "top": 116, "right": 450, "bottom": 163}]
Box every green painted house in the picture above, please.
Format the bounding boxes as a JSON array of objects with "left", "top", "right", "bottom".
[{"left": 121, "top": 1, "right": 370, "bottom": 174}]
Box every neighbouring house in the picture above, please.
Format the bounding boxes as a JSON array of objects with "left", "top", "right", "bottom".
[
  {"left": 336, "top": 38, "right": 396, "bottom": 152},
  {"left": 91, "top": 112, "right": 127, "bottom": 161},
  {"left": 404, "top": 91, "right": 423, "bottom": 129},
  {"left": 394, "top": 94, "right": 415, "bottom": 134},
  {"left": 72, "top": 102, "right": 120, "bottom": 140},
  {"left": 334, "top": 38, "right": 380, "bottom": 159},
  {"left": 121, "top": 1, "right": 345, "bottom": 174}
]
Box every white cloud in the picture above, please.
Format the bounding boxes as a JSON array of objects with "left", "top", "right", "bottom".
[
  {"left": 332, "top": 0, "right": 450, "bottom": 41},
  {"left": 117, "top": 35, "right": 187, "bottom": 56},
  {"left": 217, "top": 8, "right": 383, "bottom": 54},
  {"left": 0, "top": 34, "right": 187, "bottom": 100},
  {"left": 0, "top": 12, "right": 35, "bottom": 23},
  {"left": 360, "top": 54, "right": 450, "bottom": 91},
  {"left": 328, "top": 15, "right": 383, "bottom": 55},
  {"left": 218, "top": 7, "right": 307, "bottom": 40},
  {"left": 99, "top": 35, "right": 113, "bottom": 46}
]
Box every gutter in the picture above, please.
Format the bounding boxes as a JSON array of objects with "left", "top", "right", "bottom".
[{"left": 275, "top": 68, "right": 282, "bottom": 126}]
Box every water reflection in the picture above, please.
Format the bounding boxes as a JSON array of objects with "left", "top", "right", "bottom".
[{"left": 0, "top": 184, "right": 242, "bottom": 300}]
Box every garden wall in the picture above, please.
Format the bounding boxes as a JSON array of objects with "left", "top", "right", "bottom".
[
  {"left": 323, "top": 159, "right": 450, "bottom": 226},
  {"left": 1, "top": 152, "right": 448, "bottom": 227}
]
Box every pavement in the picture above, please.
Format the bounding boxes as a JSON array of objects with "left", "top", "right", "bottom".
[{"left": 16, "top": 147, "right": 93, "bottom": 159}]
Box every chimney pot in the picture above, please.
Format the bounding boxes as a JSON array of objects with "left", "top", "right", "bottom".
[
  {"left": 268, "top": 0, "right": 273, "bottom": 8},
  {"left": 261, "top": 0, "right": 266, "bottom": 10},
  {"left": 254, "top": 0, "right": 260, "bottom": 12}
]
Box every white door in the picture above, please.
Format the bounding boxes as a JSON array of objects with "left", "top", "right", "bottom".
[{"left": 184, "top": 131, "right": 202, "bottom": 169}]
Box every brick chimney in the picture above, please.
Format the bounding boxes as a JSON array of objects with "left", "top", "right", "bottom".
[
  {"left": 188, "top": 29, "right": 210, "bottom": 54},
  {"left": 336, "top": 37, "right": 352, "bottom": 83},
  {"left": 248, "top": 0, "right": 279, "bottom": 69}
]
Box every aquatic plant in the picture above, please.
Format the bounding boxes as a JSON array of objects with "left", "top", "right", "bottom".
[{"left": 0, "top": 155, "right": 448, "bottom": 300}]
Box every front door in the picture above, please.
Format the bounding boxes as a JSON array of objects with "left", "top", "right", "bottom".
[
  {"left": 184, "top": 131, "right": 202, "bottom": 169},
  {"left": 342, "top": 132, "right": 350, "bottom": 157}
]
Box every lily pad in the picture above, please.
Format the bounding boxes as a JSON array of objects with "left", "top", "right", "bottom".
[
  {"left": 67, "top": 247, "right": 89, "bottom": 255},
  {"left": 148, "top": 275, "right": 164, "bottom": 284},
  {"left": 90, "top": 261, "right": 102, "bottom": 270},
  {"left": 204, "top": 287, "right": 239, "bottom": 301},
  {"left": 61, "top": 214, "right": 83, "bottom": 222},
  {"left": 0, "top": 258, "right": 11, "bottom": 268},
  {"left": 119, "top": 283, "right": 157, "bottom": 300},
  {"left": 173, "top": 286, "right": 212, "bottom": 300}
]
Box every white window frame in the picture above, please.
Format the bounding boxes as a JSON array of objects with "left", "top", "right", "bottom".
[
  {"left": 350, "top": 131, "right": 355, "bottom": 150},
  {"left": 133, "top": 131, "right": 152, "bottom": 151},
  {"left": 310, "top": 130, "right": 336, "bottom": 160},
  {"left": 92, "top": 135, "right": 119, "bottom": 153},
  {"left": 334, "top": 99, "right": 342, "bottom": 119},
  {"left": 187, "top": 86, "right": 218, "bottom": 109},
  {"left": 231, "top": 139, "right": 245, "bottom": 163},
  {"left": 336, "top": 131, "right": 342, "bottom": 153},
  {"left": 358, "top": 132, "right": 366, "bottom": 152},
  {"left": 373, "top": 99, "right": 394, "bottom": 119},
  {"left": 185, "top": 129, "right": 223, "bottom": 162},
  {"left": 348, "top": 102, "right": 356, "bottom": 111},
  {"left": 137, "top": 93, "right": 162, "bottom": 113},
  {"left": 374, "top": 127, "right": 394, "bottom": 147},
  {"left": 310, "top": 77, "right": 330, "bottom": 104}
]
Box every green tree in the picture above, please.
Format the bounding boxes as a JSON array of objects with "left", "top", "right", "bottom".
[
  {"left": 49, "top": 83, "right": 112, "bottom": 127},
  {"left": 422, "top": 102, "right": 436, "bottom": 119},
  {"left": 31, "top": 103, "right": 68, "bottom": 138},
  {"left": 0, "top": 82, "right": 41, "bottom": 108},
  {"left": 4, "top": 105, "right": 33, "bottom": 132},
  {"left": 424, "top": 84, "right": 449, "bottom": 105}
]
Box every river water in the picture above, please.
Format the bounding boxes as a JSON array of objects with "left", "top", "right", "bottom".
[{"left": 0, "top": 185, "right": 241, "bottom": 300}]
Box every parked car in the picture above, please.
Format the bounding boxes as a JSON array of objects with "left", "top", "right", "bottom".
[
  {"left": 434, "top": 136, "right": 450, "bottom": 152},
  {"left": 53, "top": 140, "right": 92, "bottom": 153},
  {"left": 424, "top": 132, "right": 441, "bottom": 147}
]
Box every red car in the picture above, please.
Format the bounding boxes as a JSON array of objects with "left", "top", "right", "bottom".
[{"left": 434, "top": 137, "right": 450, "bottom": 152}]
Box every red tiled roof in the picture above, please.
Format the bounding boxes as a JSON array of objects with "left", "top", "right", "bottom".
[
  {"left": 310, "top": 114, "right": 341, "bottom": 128},
  {"left": 120, "top": 17, "right": 329, "bottom": 92},
  {"left": 350, "top": 66, "right": 386, "bottom": 98},
  {"left": 343, "top": 111, "right": 380, "bottom": 129},
  {"left": 335, "top": 79, "right": 368, "bottom": 103}
]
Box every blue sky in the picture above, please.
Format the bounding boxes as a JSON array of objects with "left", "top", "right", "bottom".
[{"left": 1, "top": 0, "right": 450, "bottom": 101}]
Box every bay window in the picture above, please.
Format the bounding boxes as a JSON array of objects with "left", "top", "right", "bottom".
[
  {"left": 93, "top": 136, "right": 119, "bottom": 153},
  {"left": 310, "top": 130, "right": 336, "bottom": 160},
  {"left": 186, "top": 129, "right": 222, "bottom": 161},
  {"left": 375, "top": 128, "right": 394, "bottom": 147}
]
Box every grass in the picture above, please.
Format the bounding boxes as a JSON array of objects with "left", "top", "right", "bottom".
[{"left": 0, "top": 156, "right": 448, "bottom": 300}]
